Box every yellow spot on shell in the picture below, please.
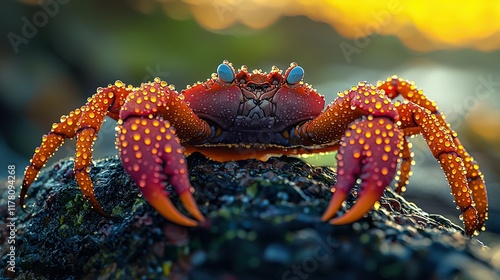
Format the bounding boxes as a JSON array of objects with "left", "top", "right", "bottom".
[
  {"left": 133, "top": 164, "right": 140, "bottom": 172},
  {"left": 139, "top": 180, "right": 146, "bottom": 188},
  {"left": 133, "top": 133, "right": 141, "bottom": 141},
  {"left": 381, "top": 167, "right": 389, "bottom": 175}
]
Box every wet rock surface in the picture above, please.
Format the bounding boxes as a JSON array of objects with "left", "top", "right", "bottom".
[{"left": 1, "top": 154, "right": 499, "bottom": 279}]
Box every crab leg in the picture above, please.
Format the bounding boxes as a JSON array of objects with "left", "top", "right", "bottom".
[
  {"left": 294, "top": 83, "right": 403, "bottom": 225},
  {"left": 379, "top": 76, "right": 487, "bottom": 231},
  {"left": 118, "top": 79, "right": 211, "bottom": 226},
  {"left": 22, "top": 104, "right": 86, "bottom": 206},
  {"left": 452, "top": 137, "right": 488, "bottom": 228},
  {"left": 396, "top": 102, "right": 481, "bottom": 235},
  {"left": 394, "top": 137, "right": 413, "bottom": 194},
  {"left": 22, "top": 82, "right": 132, "bottom": 214}
]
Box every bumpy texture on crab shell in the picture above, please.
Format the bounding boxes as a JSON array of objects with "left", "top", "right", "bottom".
[{"left": 4, "top": 155, "right": 498, "bottom": 279}]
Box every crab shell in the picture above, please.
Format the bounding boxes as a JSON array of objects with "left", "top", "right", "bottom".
[{"left": 181, "top": 62, "right": 331, "bottom": 161}]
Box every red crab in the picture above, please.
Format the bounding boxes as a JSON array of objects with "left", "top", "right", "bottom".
[{"left": 22, "top": 61, "right": 488, "bottom": 236}]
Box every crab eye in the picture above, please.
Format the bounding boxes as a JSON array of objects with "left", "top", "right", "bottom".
[
  {"left": 217, "top": 63, "right": 234, "bottom": 83},
  {"left": 286, "top": 66, "right": 304, "bottom": 85}
]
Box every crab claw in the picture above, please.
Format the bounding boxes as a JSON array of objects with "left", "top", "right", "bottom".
[
  {"left": 118, "top": 116, "right": 205, "bottom": 226},
  {"left": 322, "top": 116, "right": 402, "bottom": 224}
]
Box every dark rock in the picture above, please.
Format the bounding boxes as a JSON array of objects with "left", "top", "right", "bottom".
[{"left": 1, "top": 154, "right": 499, "bottom": 279}]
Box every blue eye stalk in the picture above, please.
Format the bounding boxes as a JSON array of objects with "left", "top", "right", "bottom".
[
  {"left": 217, "top": 63, "right": 235, "bottom": 83},
  {"left": 286, "top": 66, "right": 304, "bottom": 85}
]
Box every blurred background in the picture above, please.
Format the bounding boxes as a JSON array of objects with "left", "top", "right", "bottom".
[{"left": 0, "top": 0, "right": 499, "bottom": 243}]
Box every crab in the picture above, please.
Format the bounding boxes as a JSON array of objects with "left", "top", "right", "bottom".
[{"left": 22, "top": 61, "right": 488, "bottom": 236}]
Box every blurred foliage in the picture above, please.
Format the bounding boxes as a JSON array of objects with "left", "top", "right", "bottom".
[
  {"left": 1, "top": 0, "right": 500, "bottom": 240},
  {"left": 133, "top": 0, "right": 500, "bottom": 51}
]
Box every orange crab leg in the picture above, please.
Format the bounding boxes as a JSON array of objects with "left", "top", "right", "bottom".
[
  {"left": 118, "top": 79, "right": 211, "bottom": 225},
  {"left": 22, "top": 105, "right": 85, "bottom": 206},
  {"left": 21, "top": 82, "right": 132, "bottom": 214},
  {"left": 394, "top": 137, "right": 413, "bottom": 194},
  {"left": 396, "top": 102, "right": 479, "bottom": 235},
  {"left": 379, "top": 76, "right": 487, "bottom": 232},
  {"left": 452, "top": 137, "right": 488, "bottom": 228},
  {"left": 376, "top": 76, "right": 437, "bottom": 194},
  {"left": 294, "top": 83, "right": 403, "bottom": 225}
]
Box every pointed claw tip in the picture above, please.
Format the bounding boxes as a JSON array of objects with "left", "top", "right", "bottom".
[
  {"left": 321, "top": 190, "right": 348, "bottom": 222},
  {"left": 179, "top": 191, "right": 205, "bottom": 223},
  {"left": 176, "top": 218, "right": 198, "bottom": 227},
  {"left": 329, "top": 214, "right": 357, "bottom": 225},
  {"left": 320, "top": 214, "right": 332, "bottom": 222},
  {"left": 328, "top": 190, "right": 381, "bottom": 225},
  {"left": 144, "top": 190, "right": 199, "bottom": 227},
  {"left": 329, "top": 218, "right": 343, "bottom": 225}
]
